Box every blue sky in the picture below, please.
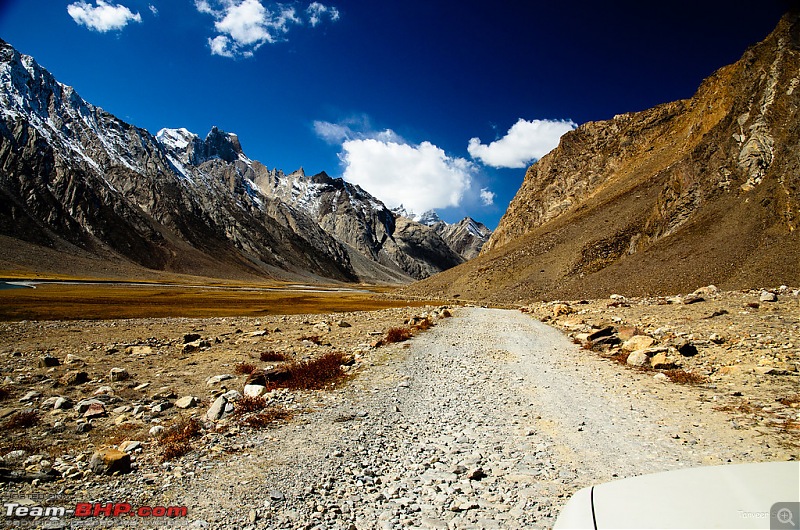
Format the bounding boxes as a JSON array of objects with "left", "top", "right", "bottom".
[{"left": 0, "top": 1, "right": 790, "bottom": 229}]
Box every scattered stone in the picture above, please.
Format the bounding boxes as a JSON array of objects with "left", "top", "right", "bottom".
[
  {"left": 682, "top": 293, "right": 704, "bottom": 304},
  {"left": 183, "top": 340, "right": 211, "bottom": 353},
  {"left": 64, "top": 354, "right": 85, "bottom": 365},
  {"left": 175, "top": 396, "right": 199, "bottom": 409},
  {"left": 336, "top": 320, "right": 352, "bottom": 328},
  {"left": 134, "top": 382, "right": 150, "bottom": 391},
  {"left": 183, "top": 333, "right": 202, "bottom": 343},
  {"left": 89, "top": 448, "right": 131, "bottom": 475},
  {"left": 626, "top": 351, "right": 649, "bottom": 367},
  {"left": 53, "top": 397, "right": 73, "bottom": 410},
  {"left": 149, "top": 425, "right": 165, "bottom": 437},
  {"left": 693, "top": 285, "right": 719, "bottom": 297},
  {"left": 650, "top": 352, "right": 677, "bottom": 370},
  {"left": 118, "top": 440, "right": 141, "bottom": 453},
  {"left": 709, "top": 333, "right": 725, "bottom": 344},
  {"left": 39, "top": 355, "right": 60, "bottom": 368},
  {"left": 206, "top": 374, "right": 235, "bottom": 386},
  {"left": 249, "top": 330, "right": 268, "bottom": 337},
  {"left": 206, "top": 395, "right": 228, "bottom": 421},
  {"left": 59, "top": 371, "right": 89, "bottom": 386},
  {"left": 467, "top": 467, "right": 487, "bottom": 480},
  {"left": 617, "top": 325, "right": 639, "bottom": 341},
  {"left": 760, "top": 291, "right": 777, "bottom": 302},
  {"left": 675, "top": 341, "right": 699, "bottom": 357},
  {"left": 76, "top": 399, "right": 104, "bottom": 414},
  {"left": 150, "top": 401, "right": 173, "bottom": 413},
  {"left": 126, "top": 346, "right": 153, "bottom": 355},
  {"left": 243, "top": 384, "right": 266, "bottom": 398},
  {"left": 83, "top": 402, "right": 106, "bottom": 419},
  {"left": 19, "top": 390, "right": 41, "bottom": 402},
  {"left": 552, "top": 303, "right": 573, "bottom": 317},
  {"left": 587, "top": 326, "right": 615, "bottom": 342},
  {"left": 75, "top": 422, "right": 92, "bottom": 434},
  {"left": 109, "top": 367, "right": 130, "bottom": 382},
  {"left": 621, "top": 335, "right": 655, "bottom": 352}
]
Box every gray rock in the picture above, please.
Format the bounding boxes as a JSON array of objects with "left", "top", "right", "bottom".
[
  {"left": 109, "top": 367, "right": 130, "bottom": 382},
  {"left": 760, "top": 290, "right": 777, "bottom": 302},
  {"left": 626, "top": 350, "right": 649, "bottom": 367},
  {"left": 206, "top": 395, "right": 227, "bottom": 421},
  {"left": 175, "top": 396, "right": 199, "bottom": 409},
  {"left": 89, "top": 448, "right": 131, "bottom": 475},
  {"left": 206, "top": 374, "right": 235, "bottom": 386}
]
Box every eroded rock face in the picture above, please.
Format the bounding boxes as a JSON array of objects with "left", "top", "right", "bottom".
[
  {"left": 405, "top": 12, "right": 800, "bottom": 302},
  {"left": 487, "top": 13, "right": 800, "bottom": 262},
  {"left": 0, "top": 38, "right": 469, "bottom": 283}
]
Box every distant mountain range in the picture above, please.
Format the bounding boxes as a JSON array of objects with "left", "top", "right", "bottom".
[
  {"left": 405, "top": 11, "right": 800, "bottom": 301},
  {"left": 0, "top": 39, "right": 490, "bottom": 283}
]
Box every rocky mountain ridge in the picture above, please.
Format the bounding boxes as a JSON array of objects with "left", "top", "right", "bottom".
[
  {"left": 0, "top": 39, "right": 480, "bottom": 283},
  {"left": 405, "top": 11, "right": 800, "bottom": 302},
  {"left": 391, "top": 205, "right": 492, "bottom": 261}
]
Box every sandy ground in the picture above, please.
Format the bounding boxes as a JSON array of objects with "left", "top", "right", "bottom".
[{"left": 0, "top": 289, "right": 797, "bottom": 528}]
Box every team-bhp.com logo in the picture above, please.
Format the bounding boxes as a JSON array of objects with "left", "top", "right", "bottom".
[{"left": 5, "top": 502, "right": 188, "bottom": 518}]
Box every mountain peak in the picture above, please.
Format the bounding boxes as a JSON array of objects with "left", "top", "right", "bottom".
[{"left": 203, "top": 126, "right": 246, "bottom": 163}]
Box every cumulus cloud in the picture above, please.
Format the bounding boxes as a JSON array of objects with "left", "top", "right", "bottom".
[
  {"left": 307, "top": 2, "right": 339, "bottom": 26},
  {"left": 479, "top": 188, "right": 496, "bottom": 206},
  {"left": 313, "top": 119, "right": 403, "bottom": 145},
  {"left": 468, "top": 118, "right": 576, "bottom": 169},
  {"left": 340, "top": 138, "right": 475, "bottom": 214},
  {"left": 67, "top": 1, "right": 142, "bottom": 32},
  {"left": 196, "top": 0, "right": 340, "bottom": 58}
]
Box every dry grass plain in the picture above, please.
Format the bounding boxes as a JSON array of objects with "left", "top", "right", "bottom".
[{"left": 0, "top": 281, "right": 431, "bottom": 321}]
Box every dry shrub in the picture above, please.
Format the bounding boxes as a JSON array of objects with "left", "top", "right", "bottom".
[
  {"left": 664, "top": 369, "right": 706, "bottom": 385},
  {"left": 779, "top": 394, "right": 800, "bottom": 407},
  {"left": 4, "top": 410, "right": 39, "bottom": 429},
  {"left": 385, "top": 327, "right": 412, "bottom": 344},
  {"left": 779, "top": 419, "right": 800, "bottom": 433},
  {"left": 234, "top": 362, "right": 257, "bottom": 375},
  {"left": 0, "top": 437, "right": 47, "bottom": 457},
  {"left": 300, "top": 335, "right": 323, "bottom": 345},
  {"left": 713, "top": 402, "right": 762, "bottom": 415},
  {"left": 413, "top": 318, "right": 434, "bottom": 331},
  {"left": 240, "top": 407, "right": 293, "bottom": 429},
  {"left": 159, "top": 418, "right": 202, "bottom": 462},
  {"left": 260, "top": 350, "right": 289, "bottom": 362},
  {"left": 104, "top": 422, "right": 148, "bottom": 445},
  {"left": 233, "top": 396, "right": 267, "bottom": 415},
  {"left": 277, "top": 351, "right": 347, "bottom": 390}
]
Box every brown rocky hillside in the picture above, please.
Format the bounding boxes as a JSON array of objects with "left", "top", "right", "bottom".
[{"left": 403, "top": 11, "right": 800, "bottom": 303}]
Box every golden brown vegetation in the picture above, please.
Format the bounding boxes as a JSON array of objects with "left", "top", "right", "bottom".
[
  {"left": 159, "top": 418, "right": 203, "bottom": 462},
  {"left": 259, "top": 351, "right": 289, "bottom": 362},
  {"left": 234, "top": 362, "right": 258, "bottom": 375},
  {"left": 0, "top": 283, "right": 436, "bottom": 320},
  {"left": 385, "top": 327, "right": 413, "bottom": 343},
  {"left": 269, "top": 351, "right": 348, "bottom": 391}
]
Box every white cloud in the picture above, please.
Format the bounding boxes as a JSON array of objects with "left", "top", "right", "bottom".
[
  {"left": 307, "top": 2, "right": 339, "bottom": 26},
  {"left": 341, "top": 138, "right": 475, "bottom": 214},
  {"left": 468, "top": 118, "right": 576, "bottom": 169},
  {"left": 197, "top": 0, "right": 340, "bottom": 58},
  {"left": 313, "top": 119, "right": 403, "bottom": 145},
  {"left": 479, "top": 188, "right": 495, "bottom": 206},
  {"left": 149, "top": 4, "right": 158, "bottom": 16},
  {"left": 67, "top": 1, "right": 142, "bottom": 32}
]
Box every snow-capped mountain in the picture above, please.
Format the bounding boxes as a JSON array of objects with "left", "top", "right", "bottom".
[
  {"left": 391, "top": 206, "right": 492, "bottom": 261},
  {"left": 0, "top": 39, "right": 467, "bottom": 282}
]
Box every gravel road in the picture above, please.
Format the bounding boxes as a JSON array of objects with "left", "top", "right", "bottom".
[{"left": 168, "top": 308, "right": 774, "bottom": 529}]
